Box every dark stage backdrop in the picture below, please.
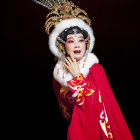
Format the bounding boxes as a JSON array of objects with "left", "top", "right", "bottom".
[{"left": 1, "top": 0, "right": 139, "bottom": 139}]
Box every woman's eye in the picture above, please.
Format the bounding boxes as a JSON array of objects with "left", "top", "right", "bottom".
[
  {"left": 79, "top": 39, "right": 84, "bottom": 42},
  {"left": 68, "top": 40, "right": 74, "bottom": 43}
]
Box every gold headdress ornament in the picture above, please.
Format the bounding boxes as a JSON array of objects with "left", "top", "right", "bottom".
[
  {"left": 32, "top": 0, "right": 91, "bottom": 34},
  {"left": 32, "top": 0, "right": 95, "bottom": 58}
]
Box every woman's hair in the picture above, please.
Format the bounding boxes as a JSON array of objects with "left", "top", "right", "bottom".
[{"left": 57, "top": 26, "right": 88, "bottom": 45}]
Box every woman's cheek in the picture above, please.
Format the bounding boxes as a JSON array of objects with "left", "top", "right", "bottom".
[
  {"left": 65, "top": 44, "right": 74, "bottom": 54},
  {"left": 81, "top": 43, "right": 86, "bottom": 53}
]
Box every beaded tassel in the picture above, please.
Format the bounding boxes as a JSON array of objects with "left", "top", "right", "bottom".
[{"left": 82, "top": 53, "right": 88, "bottom": 68}]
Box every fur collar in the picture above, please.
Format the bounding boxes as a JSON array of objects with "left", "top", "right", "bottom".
[{"left": 53, "top": 53, "right": 99, "bottom": 87}]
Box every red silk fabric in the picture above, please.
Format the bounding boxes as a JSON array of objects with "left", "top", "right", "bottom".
[{"left": 53, "top": 63, "right": 133, "bottom": 140}]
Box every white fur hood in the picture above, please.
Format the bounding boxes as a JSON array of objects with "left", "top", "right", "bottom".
[{"left": 53, "top": 53, "right": 99, "bottom": 87}]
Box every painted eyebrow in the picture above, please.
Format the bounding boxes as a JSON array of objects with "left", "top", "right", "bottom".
[
  {"left": 78, "top": 36, "right": 84, "bottom": 38},
  {"left": 67, "top": 37, "right": 73, "bottom": 40}
]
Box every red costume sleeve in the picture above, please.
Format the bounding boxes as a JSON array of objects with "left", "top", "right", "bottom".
[
  {"left": 67, "top": 63, "right": 133, "bottom": 140},
  {"left": 67, "top": 73, "right": 96, "bottom": 109},
  {"left": 53, "top": 78, "right": 74, "bottom": 121}
]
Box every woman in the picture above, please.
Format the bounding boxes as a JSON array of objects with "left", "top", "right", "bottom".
[
  {"left": 32, "top": 0, "right": 133, "bottom": 139},
  {"left": 53, "top": 26, "right": 133, "bottom": 140}
]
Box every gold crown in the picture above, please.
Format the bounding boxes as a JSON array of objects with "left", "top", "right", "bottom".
[{"left": 44, "top": 1, "right": 91, "bottom": 34}]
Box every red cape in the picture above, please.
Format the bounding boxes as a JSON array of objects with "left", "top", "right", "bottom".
[{"left": 67, "top": 63, "right": 133, "bottom": 140}]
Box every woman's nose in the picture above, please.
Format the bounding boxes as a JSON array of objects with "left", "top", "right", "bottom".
[{"left": 74, "top": 41, "right": 79, "bottom": 48}]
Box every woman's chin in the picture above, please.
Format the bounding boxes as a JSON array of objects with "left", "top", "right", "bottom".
[{"left": 74, "top": 55, "right": 83, "bottom": 62}]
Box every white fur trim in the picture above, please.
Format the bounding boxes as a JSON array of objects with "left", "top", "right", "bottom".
[
  {"left": 49, "top": 18, "right": 95, "bottom": 58},
  {"left": 53, "top": 53, "right": 99, "bottom": 87}
]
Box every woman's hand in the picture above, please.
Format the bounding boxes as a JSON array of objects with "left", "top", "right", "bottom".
[{"left": 63, "top": 54, "right": 80, "bottom": 77}]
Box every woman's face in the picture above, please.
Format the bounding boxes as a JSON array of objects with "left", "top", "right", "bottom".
[{"left": 65, "top": 33, "right": 86, "bottom": 61}]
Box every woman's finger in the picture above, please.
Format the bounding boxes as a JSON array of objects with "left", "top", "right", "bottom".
[
  {"left": 63, "top": 62, "right": 69, "bottom": 69},
  {"left": 65, "top": 57, "right": 71, "bottom": 65},
  {"left": 70, "top": 54, "right": 76, "bottom": 63},
  {"left": 66, "top": 56, "right": 73, "bottom": 64},
  {"left": 63, "top": 62, "right": 73, "bottom": 73}
]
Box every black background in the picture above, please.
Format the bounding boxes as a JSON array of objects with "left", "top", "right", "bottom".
[{"left": 1, "top": 0, "right": 139, "bottom": 139}]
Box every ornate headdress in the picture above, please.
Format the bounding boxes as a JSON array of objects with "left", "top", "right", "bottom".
[{"left": 32, "top": 0, "right": 95, "bottom": 58}]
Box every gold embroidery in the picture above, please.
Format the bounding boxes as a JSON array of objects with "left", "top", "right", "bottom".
[
  {"left": 68, "top": 74, "right": 94, "bottom": 105},
  {"left": 99, "top": 92, "right": 113, "bottom": 139},
  {"left": 60, "top": 86, "right": 70, "bottom": 95},
  {"left": 59, "top": 86, "right": 74, "bottom": 121}
]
